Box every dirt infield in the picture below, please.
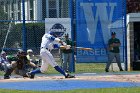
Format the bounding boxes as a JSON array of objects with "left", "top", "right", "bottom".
[
  {"left": 0, "top": 72, "right": 140, "bottom": 91},
  {"left": 0, "top": 72, "right": 140, "bottom": 83},
  {"left": 77, "top": 74, "right": 140, "bottom": 82}
]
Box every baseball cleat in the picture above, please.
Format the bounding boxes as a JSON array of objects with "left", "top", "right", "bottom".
[
  {"left": 105, "top": 69, "right": 109, "bottom": 72},
  {"left": 65, "top": 74, "right": 75, "bottom": 78},
  {"left": 4, "top": 76, "right": 10, "bottom": 79},
  {"left": 120, "top": 69, "right": 123, "bottom": 71},
  {"left": 26, "top": 72, "right": 35, "bottom": 79}
]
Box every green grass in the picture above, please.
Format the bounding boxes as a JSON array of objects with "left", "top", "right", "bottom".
[
  {"left": 44, "top": 63, "right": 106, "bottom": 74},
  {"left": 0, "top": 63, "right": 105, "bottom": 76},
  {"left": 0, "top": 71, "right": 4, "bottom": 75},
  {"left": 0, "top": 87, "right": 140, "bottom": 93},
  {"left": 75, "top": 63, "right": 105, "bottom": 73}
]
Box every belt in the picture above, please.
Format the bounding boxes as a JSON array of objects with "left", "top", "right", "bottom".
[{"left": 41, "top": 47, "right": 48, "bottom": 50}]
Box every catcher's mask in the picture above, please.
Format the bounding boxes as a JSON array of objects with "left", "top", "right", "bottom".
[{"left": 17, "top": 49, "right": 27, "bottom": 57}]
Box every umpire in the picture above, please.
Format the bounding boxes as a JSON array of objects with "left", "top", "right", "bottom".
[{"left": 0, "top": 51, "right": 13, "bottom": 79}]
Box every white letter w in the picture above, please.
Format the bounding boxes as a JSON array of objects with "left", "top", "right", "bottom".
[{"left": 80, "top": 3, "right": 117, "bottom": 44}]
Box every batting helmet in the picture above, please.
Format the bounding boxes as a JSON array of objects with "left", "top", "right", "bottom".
[{"left": 48, "top": 31, "right": 57, "bottom": 37}]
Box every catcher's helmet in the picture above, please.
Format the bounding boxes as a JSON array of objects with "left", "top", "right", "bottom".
[{"left": 17, "top": 49, "right": 27, "bottom": 57}]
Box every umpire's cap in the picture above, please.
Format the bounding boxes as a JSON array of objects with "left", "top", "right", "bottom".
[
  {"left": 65, "top": 33, "right": 69, "bottom": 37},
  {"left": 27, "top": 49, "right": 33, "bottom": 53},
  {"left": 111, "top": 32, "right": 116, "bottom": 35}
]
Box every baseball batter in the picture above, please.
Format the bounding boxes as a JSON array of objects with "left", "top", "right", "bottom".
[{"left": 26, "top": 31, "right": 75, "bottom": 78}]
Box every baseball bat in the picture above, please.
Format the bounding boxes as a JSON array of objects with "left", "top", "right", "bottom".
[
  {"left": 76, "top": 47, "right": 93, "bottom": 50},
  {"left": 60, "top": 46, "right": 92, "bottom": 51}
]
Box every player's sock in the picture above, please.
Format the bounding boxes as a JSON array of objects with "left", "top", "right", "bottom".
[
  {"left": 30, "top": 68, "right": 41, "bottom": 75},
  {"left": 54, "top": 66, "right": 66, "bottom": 76}
]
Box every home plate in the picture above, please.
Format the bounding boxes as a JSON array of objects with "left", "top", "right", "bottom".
[{"left": 82, "top": 73, "right": 96, "bottom": 75}]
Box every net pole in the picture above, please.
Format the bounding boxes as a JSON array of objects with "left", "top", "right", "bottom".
[
  {"left": 69, "top": 0, "right": 75, "bottom": 72},
  {"left": 2, "top": 20, "right": 12, "bottom": 52},
  {"left": 22, "top": 0, "right": 27, "bottom": 51}
]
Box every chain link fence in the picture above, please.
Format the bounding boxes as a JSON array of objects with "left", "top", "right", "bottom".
[{"left": 0, "top": 0, "right": 127, "bottom": 73}]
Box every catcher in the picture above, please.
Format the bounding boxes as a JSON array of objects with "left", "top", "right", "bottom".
[{"left": 4, "top": 49, "right": 37, "bottom": 79}]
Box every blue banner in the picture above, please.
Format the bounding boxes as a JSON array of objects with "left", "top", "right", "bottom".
[{"left": 76, "top": 0, "right": 126, "bottom": 63}]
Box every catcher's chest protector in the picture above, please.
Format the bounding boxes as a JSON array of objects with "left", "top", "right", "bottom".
[{"left": 17, "top": 58, "right": 28, "bottom": 70}]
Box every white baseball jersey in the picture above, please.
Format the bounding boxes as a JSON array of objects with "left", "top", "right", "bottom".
[
  {"left": 41, "top": 33, "right": 61, "bottom": 50},
  {"left": 40, "top": 33, "right": 61, "bottom": 72}
]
